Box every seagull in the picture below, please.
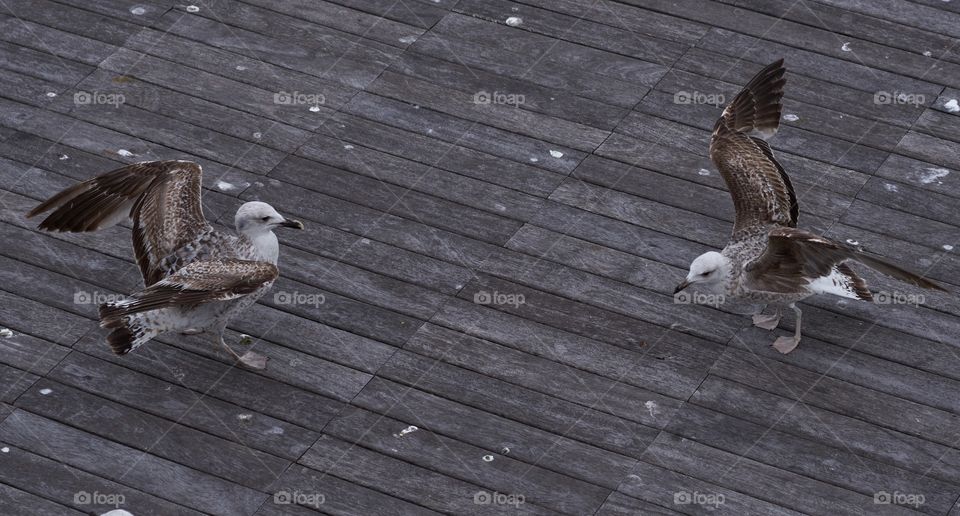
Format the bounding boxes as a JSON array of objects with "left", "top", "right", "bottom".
[
  {"left": 674, "top": 59, "right": 945, "bottom": 354},
  {"left": 27, "top": 160, "right": 304, "bottom": 369}
]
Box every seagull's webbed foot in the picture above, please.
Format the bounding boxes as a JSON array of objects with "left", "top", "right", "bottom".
[
  {"left": 772, "top": 335, "right": 800, "bottom": 354},
  {"left": 218, "top": 334, "right": 268, "bottom": 370},
  {"left": 237, "top": 351, "right": 268, "bottom": 370},
  {"left": 752, "top": 311, "right": 781, "bottom": 330},
  {"left": 771, "top": 303, "right": 803, "bottom": 354}
]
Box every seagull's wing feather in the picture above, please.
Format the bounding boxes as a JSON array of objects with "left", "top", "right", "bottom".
[
  {"left": 746, "top": 227, "right": 945, "bottom": 294},
  {"left": 710, "top": 59, "right": 797, "bottom": 237},
  {"left": 99, "top": 259, "right": 278, "bottom": 324},
  {"left": 28, "top": 160, "right": 209, "bottom": 284}
]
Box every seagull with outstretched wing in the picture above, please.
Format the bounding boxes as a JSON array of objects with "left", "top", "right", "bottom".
[
  {"left": 674, "top": 60, "right": 945, "bottom": 353},
  {"left": 28, "top": 160, "right": 304, "bottom": 369}
]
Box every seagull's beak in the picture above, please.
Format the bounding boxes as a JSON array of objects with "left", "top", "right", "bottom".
[
  {"left": 279, "top": 218, "right": 304, "bottom": 229},
  {"left": 674, "top": 279, "right": 691, "bottom": 294}
]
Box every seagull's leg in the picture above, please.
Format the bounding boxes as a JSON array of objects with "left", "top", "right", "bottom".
[
  {"left": 214, "top": 326, "right": 268, "bottom": 370},
  {"left": 752, "top": 305, "right": 781, "bottom": 330},
  {"left": 772, "top": 304, "right": 802, "bottom": 354}
]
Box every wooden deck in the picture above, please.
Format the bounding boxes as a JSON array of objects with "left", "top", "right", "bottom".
[{"left": 0, "top": 0, "right": 959, "bottom": 514}]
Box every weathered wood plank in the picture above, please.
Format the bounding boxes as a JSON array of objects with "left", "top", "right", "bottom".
[
  {"left": 73, "top": 334, "right": 344, "bottom": 432},
  {"left": 0, "top": 409, "right": 268, "bottom": 515},
  {"left": 0, "top": 482, "right": 84, "bottom": 516},
  {"left": 268, "top": 463, "right": 441, "bottom": 515},
  {"left": 49, "top": 351, "right": 318, "bottom": 460},
  {"left": 17, "top": 378, "right": 292, "bottom": 490},
  {"left": 301, "top": 434, "right": 555, "bottom": 515},
  {"left": 351, "top": 376, "right": 637, "bottom": 491},
  {"left": 324, "top": 405, "right": 610, "bottom": 514},
  {"left": 0, "top": 443, "right": 202, "bottom": 515},
  {"left": 665, "top": 404, "right": 958, "bottom": 514},
  {"left": 692, "top": 374, "right": 960, "bottom": 485}
]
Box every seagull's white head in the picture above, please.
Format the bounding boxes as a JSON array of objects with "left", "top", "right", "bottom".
[
  {"left": 234, "top": 201, "right": 303, "bottom": 264},
  {"left": 234, "top": 201, "right": 304, "bottom": 235},
  {"left": 676, "top": 251, "right": 730, "bottom": 294}
]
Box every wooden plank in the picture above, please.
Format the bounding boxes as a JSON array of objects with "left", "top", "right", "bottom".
[
  {"left": 595, "top": 491, "right": 682, "bottom": 516},
  {"left": 49, "top": 0, "right": 176, "bottom": 26},
  {"left": 324, "top": 405, "right": 610, "bottom": 514},
  {"left": 618, "top": 459, "right": 803, "bottom": 515},
  {"left": 0, "top": 409, "right": 268, "bottom": 515},
  {"left": 2, "top": 0, "right": 142, "bottom": 46},
  {"left": 810, "top": 0, "right": 960, "bottom": 39},
  {"left": 351, "top": 376, "right": 637, "bottom": 490},
  {"left": 0, "top": 288, "right": 88, "bottom": 347},
  {"left": 0, "top": 482, "right": 84, "bottom": 516},
  {"left": 514, "top": 0, "right": 708, "bottom": 44},
  {"left": 643, "top": 432, "right": 918, "bottom": 516},
  {"left": 0, "top": 39, "right": 92, "bottom": 86},
  {"left": 376, "top": 349, "right": 658, "bottom": 459},
  {"left": 664, "top": 404, "right": 958, "bottom": 514},
  {"left": 649, "top": 68, "right": 909, "bottom": 149},
  {"left": 17, "top": 378, "right": 292, "bottom": 490},
  {"left": 72, "top": 334, "right": 344, "bottom": 432},
  {"left": 234, "top": 0, "right": 435, "bottom": 41},
  {"left": 266, "top": 155, "right": 525, "bottom": 244},
  {"left": 692, "top": 374, "right": 960, "bottom": 485},
  {"left": 294, "top": 130, "right": 551, "bottom": 221},
  {"left": 77, "top": 68, "right": 314, "bottom": 153},
  {"left": 404, "top": 322, "right": 682, "bottom": 426},
  {"left": 452, "top": 273, "right": 722, "bottom": 397},
  {"left": 319, "top": 111, "right": 567, "bottom": 198},
  {"left": 455, "top": 0, "right": 690, "bottom": 63},
  {"left": 301, "top": 434, "right": 556, "bottom": 515},
  {"left": 0, "top": 443, "right": 202, "bottom": 515},
  {"left": 386, "top": 50, "right": 628, "bottom": 130},
  {"left": 409, "top": 13, "right": 667, "bottom": 107},
  {"left": 268, "top": 463, "right": 441, "bottom": 515},
  {"left": 48, "top": 351, "right": 318, "bottom": 460},
  {"left": 344, "top": 91, "right": 584, "bottom": 175},
  {"left": 241, "top": 174, "right": 502, "bottom": 269},
  {"left": 0, "top": 362, "right": 38, "bottom": 404},
  {"left": 150, "top": 7, "right": 397, "bottom": 89},
  {"left": 716, "top": 345, "right": 960, "bottom": 448},
  {"left": 674, "top": 47, "right": 928, "bottom": 127},
  {"left": 430, "top": 295, "right": 715, "bottom": 399},
  {"left": 366, "top": 70, "right": 610, "bottom": 151},
  {"left": 0, "top": 16, "right": 118, "bottom": 66}
]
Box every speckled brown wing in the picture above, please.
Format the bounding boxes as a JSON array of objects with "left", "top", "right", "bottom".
[
  {"left": 98, "top": 259, "right": 278, "bottom": 324},
  {"left": 710, "top": 59, "right": 798, "bottom": 239},
  {"left": 745, "top": 227, "right": 945, "bottom": 294},
  {"left": 27, "top": 160, "right": 209, "bottom": 285}
]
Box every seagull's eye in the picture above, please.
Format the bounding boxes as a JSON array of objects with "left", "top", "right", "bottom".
[
  {"left": 701, "top": 271, "right": 710, "bottom": 277},
  {"left": 261, "top": 216, "right": 271, "bottom": 222}
]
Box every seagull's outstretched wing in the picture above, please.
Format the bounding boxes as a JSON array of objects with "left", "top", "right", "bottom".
[
  {"left": 710, "top": 59, "right": 798, "bottom": 239},
  {"left": 27, "top": 160, "right": 210, "bottom": 285},
  {"left": 745, "top": 227, "right": 945, "bottom": 297},
  {"left": 98, "top": 258, "right": 278, "bottom": 354}
]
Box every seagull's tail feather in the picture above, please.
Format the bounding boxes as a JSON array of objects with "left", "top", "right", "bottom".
[
  {"left": 26, "top": 165, "right": 157, "bottom": 232},
  {"left": 720, "top": 58, "right": 786, "bottom": 141},
  {"left": 854, "top": 253, "right": 947, "bottom": 292},
  {"left": 99, "top": 303, "right": 159, "bottom": 355}
]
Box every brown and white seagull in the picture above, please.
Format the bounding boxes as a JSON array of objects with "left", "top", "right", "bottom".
[
  {"left": 674, "top": 59, "right": 945, "bottom": 353},
  {"left": 27, "top": 160, "right": 303, "bottom": 369}
]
